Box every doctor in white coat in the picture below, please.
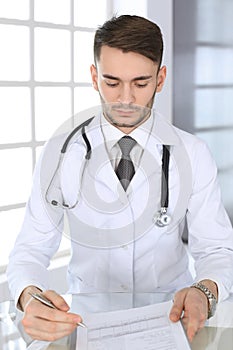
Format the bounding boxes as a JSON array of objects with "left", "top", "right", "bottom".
[{"left": 7, "top": 15, "right": 233, "bottom": 343}]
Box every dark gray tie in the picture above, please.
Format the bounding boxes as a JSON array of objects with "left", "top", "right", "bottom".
[{"left": 116, "top": 136, "right": 137, "bottom": 191}]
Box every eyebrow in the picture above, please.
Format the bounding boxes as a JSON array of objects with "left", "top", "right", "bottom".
[{"left": 102, "top": 74, "right": 153, "bottom": 81}]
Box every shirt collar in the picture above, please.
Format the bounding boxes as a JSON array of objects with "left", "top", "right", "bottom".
[
  {"left": 100, "top": 113, "right": 154, "bottom": 151},
  {"left": 100, "top": 109, "right": 180, "bottom": 152}
]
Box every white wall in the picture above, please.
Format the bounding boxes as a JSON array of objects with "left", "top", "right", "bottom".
[
  {"left": 112, "top": 0, "right": 147, "bottom": 17},
  {"left": 147, "top": 0, "right": 173, "bottom": 121}
]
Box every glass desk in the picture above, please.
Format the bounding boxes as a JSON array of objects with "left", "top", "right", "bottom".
[{"left": 1, "top": 293, "right": 233, "bottom": 349}]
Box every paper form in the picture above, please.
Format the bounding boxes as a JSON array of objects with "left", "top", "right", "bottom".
[{"left": 77, "top": 300, "right": 190, "bottom": 350}]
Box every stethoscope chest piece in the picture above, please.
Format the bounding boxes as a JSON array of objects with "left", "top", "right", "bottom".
[{"left": 153, "top": 207, "right": 171, "bottom": 227}]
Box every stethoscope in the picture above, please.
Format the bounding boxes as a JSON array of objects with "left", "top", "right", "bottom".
[
  {"left": 45, "top": 117, "right": 171, "bottom": 227},
  {"left": 153, "top": 144, "right": 171, "bottom": 227}
]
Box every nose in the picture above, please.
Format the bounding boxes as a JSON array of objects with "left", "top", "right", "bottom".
[{"left": 118, "top": 84, "right": 135, "bottom": 105}]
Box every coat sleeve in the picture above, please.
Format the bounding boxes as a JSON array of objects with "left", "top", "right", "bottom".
[
  {"left": 186, "top": 140, "right": 233, "bottom": 301},
  {"left": 7, "top": 139, "right": 65, "bottom": 306}
]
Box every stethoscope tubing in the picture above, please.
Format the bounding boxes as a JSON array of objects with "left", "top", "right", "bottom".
[{"left": 45, "top": 117, "right": 171, "bottom": 226}]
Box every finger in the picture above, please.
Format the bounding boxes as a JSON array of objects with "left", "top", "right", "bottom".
[
  {"left": 181, "top": 316, "right": 200, "bottom": 342},
  {"left": 25, "top": 299, "right": 82, "bottom": 325},
  {"left": 180, "top": 288, "right": 208, "bottom": 342},
  {"left": 185, "top": 298, "right": 207, "bottom": 341},
  {"left": 43, "top": 290, "right": 70, "bottom": 311},
  {"left": 169, "top": 289, "right": 187, "bottom": 322},
  {"left": 22, "top": 303, "right": 82, "bottom": 341},
  {"left": 22, "top": 315, "right": 77, "bottom": 341}
]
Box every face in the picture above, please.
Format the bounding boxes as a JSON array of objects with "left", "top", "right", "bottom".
[{"left": 90, "top": 45, "right": 166, "bottom": 133}]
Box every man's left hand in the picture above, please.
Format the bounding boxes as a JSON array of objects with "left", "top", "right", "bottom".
[{"left": 169, "top": 286, "right": 209, "bottom": 342}]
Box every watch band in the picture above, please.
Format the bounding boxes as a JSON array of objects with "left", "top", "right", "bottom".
[{"left": 191, "top": 282, "right": 217, "bottom": 319}]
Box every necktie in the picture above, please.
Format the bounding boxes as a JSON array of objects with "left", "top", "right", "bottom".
[{"left": 116, "top": 136, "right": 137, "bottom": 191}]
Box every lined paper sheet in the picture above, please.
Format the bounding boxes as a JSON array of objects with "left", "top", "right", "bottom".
[{"left": 77, "top": 300, "right": 190, "bottom": 350}]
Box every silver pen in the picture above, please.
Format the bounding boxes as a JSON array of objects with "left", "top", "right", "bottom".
[{"left": 28, "top": 292, "right": 87, "bottom": 328}]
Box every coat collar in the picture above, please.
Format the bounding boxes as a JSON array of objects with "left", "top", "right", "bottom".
[
  {"left": 69, "top": 111, "right": 182, "bottom": 202},
  {"left": 85, "top": 110, "right": 181, "bottom": 148}
]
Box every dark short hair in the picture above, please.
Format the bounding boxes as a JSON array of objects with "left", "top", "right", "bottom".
[{"left": 94, "top": 15, "right": 163, "bottom": 67}]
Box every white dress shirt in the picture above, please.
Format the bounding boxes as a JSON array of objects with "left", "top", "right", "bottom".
[{"left": 100, "top": 113, "right": 154, "bottom": 171}]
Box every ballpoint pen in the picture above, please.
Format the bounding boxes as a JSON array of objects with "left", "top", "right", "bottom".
[{"left": 28, "top": 292, "right": 87, "bottom": 328}]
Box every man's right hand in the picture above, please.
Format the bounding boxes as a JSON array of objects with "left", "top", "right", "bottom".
[{"left": 19, "top": 286, "right": 83, "bottom": 341}]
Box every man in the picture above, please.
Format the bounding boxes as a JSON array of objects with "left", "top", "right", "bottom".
[{"left": 7, "top": 15, "right": 233, "bottom": 343}]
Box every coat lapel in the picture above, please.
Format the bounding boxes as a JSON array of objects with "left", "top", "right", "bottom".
[
  {"left": 129, "top": 111, "right": 180, "bottom": 193},
  {"left": 84, "top": 115, "right": 129, "bottom": 204},
  {"left": 79, "top": 111, "right": 182, "bottom": 202}
]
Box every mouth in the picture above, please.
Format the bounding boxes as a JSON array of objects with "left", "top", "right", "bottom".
[
  {"left": 114, "top": 109, "right": 135, "bottom": 116},
  {"left": 103, "top": 103, "right": 151, "bottom": 125},
  {"left": 111, "top": 105, "right": 140, "bottom": 116}
]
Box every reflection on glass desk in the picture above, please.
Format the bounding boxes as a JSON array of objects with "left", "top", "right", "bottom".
[{"left": 1, "top": 292, "right": 233, "bottom": 350}]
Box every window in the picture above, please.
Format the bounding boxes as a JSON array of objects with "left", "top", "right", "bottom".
[
  {"left": 0, "top": 0, "right": 109, "bottom": 270},
  {"left": 174, "top": 0, "right": 233, "bottom": 223},
  {"left": 195, "top": 0, "right": 233, "bottom": 218}
]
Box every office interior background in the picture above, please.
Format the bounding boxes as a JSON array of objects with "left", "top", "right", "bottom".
[{"left": 0, "top": 0, "right": 233, "bottom": 299}]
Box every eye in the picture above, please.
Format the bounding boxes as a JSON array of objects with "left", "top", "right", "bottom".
[
  {"left": 105, "top": 81, "right": 119, "bottom": 87},
  {"left": 135, "top": 82, "right": 148, "bottom": 88}
]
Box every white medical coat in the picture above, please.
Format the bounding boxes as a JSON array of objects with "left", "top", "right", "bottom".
[{"left": 7, "top": 112, "right": 233, "bottom": 304}]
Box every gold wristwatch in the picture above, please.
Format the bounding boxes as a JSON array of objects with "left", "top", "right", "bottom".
[{"left": 191, "top": 282, "right": 217, "bottom": 318}]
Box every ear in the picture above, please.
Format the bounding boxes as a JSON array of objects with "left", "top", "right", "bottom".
[
  {"left": 90, "top": 64, "right": 99, "bottom": 91},
  {"left": 156, "top": 65, "right": 167, "bottom": 92}
]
